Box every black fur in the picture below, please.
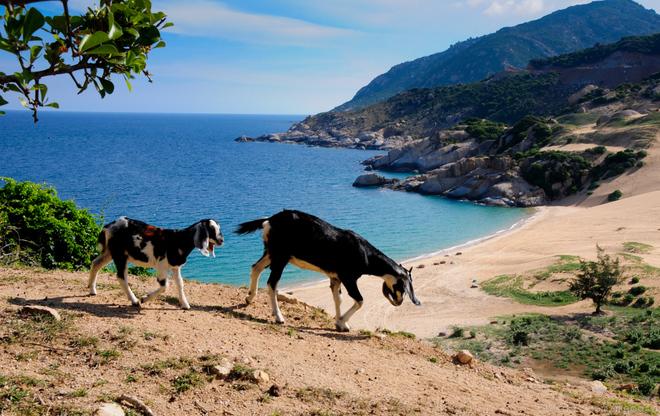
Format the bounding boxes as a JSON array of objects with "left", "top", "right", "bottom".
[{"left": 236, "top": 210, "right": 420, "bottom": 323}]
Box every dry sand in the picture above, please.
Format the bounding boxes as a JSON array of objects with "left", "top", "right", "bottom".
[{"left": 290, "top": 143, "right": 660, "bottom": 339}]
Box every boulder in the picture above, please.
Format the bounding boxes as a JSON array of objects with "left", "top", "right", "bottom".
[
  {"left": 452, "top": 350, "right": 474, "bottom": 365},
  {"left": 19, "top": 305, "right": 61, "bottom": 321},
  {"left": 353, "top": 173, "right": 390, "bottom": 187},
  {"left": 94, "top": 403, "right": 124, "bottom": 416}
]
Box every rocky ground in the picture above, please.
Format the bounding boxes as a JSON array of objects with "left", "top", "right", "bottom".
[{"left": 0, "top": 267, "right": 650, "bottom": 416}]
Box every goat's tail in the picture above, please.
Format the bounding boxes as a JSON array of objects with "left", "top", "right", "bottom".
[{"left": 235, "top": 218, "right": 267, "bottom": 235}]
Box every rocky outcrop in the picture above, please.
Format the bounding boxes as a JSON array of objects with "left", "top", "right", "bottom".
[
  {"left": 235, "top": 125, "right": 415, "bottom": 151},
  {"left": 382, "top": 156, "right": 547, "bottom": 207},
  {"left": 352, "top": 173, "right": 396, "bottom": 188}
]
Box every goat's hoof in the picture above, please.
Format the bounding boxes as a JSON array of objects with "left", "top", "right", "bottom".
[
  {"left": 88, "top": 291, "right": 97, "bottom": 296},
  {"left": 245, "top": 296, "right": 253, "bottom": 305},
  {"left": 335, "top": 322, "right": 350, "bottom": 332},
  {"left": 131, "top": 301, "right": 141, "bottom": 309},
  {"left": 180, "top": 304, "right": 191, "bottom": 310},
  {"left": 140, "top": 296, "right": 148, "bottom": 304},
  {"left": 275, "top": 317, "right": 285, "bottom": 325}
]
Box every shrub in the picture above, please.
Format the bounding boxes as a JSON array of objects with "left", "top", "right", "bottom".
[
  {"left": 449, "top": 326, "right": 464, "bottom": 338},
  {"left": 632, "top": 297, "right": 647, "bottom": 308},
  {"left": 608, "top": 190, "right": 623, "bottom": 202},
  {"left": 637, "top": 378, "right": 656, "bottom": 396},
  {"left": 0, "top": 178, "right": 101, "bottom": 269},
  {"left": 630, "top": 276, "right": 640, "bottom": 284},
  {"left": 628, "top": 286, "right": 647, "bottom": 296}
]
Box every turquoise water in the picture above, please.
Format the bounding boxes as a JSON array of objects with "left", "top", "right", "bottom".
[{"left": 0, "top": 111, "right": 530, "bottom": 286}]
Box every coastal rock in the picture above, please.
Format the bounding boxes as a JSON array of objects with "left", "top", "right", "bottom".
[{"left": 352, "top": 173, "right": 394, "bottom": 187}]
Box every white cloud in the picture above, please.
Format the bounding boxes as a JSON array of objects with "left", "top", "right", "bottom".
[
  {"left": 483, "top": 0, "right": 545, "bottom": 16},
  {"left": 160, "top": 1, "right": 356, "bottom": 46}
]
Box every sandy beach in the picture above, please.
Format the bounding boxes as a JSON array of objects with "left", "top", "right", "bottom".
[{"left": 290, "top": 142, "right": 660, "bottom": 338}]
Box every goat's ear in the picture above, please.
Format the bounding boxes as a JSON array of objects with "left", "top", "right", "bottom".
[{"left": 194, "top": 222, "right": 210, "bottom": 257}]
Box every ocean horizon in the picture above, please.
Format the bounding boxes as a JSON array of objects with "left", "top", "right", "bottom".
[{"left": 1, "top": 110, "right": 530, "bottom": 286}]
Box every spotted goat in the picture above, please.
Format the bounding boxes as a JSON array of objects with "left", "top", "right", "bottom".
[
  {"left": 88, "top": 217, "right": 223, "bottom": 309},
  {"left": 236, "top": 210, "right": 420, "bottom": 331}
]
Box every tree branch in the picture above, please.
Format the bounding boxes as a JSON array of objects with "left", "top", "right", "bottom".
[{"left": 0, "top": 61, "right": 104, "bottom": 85}]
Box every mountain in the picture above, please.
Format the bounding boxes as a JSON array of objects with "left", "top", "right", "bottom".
[
  {"left": 335, "top": 0, "right": 660, "bottom": 111},
  {"left": 238, "top": 33, "right": 660, "bottom": 150}
]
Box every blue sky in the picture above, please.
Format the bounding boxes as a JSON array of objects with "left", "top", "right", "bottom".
[{"left": 2, "top": 0, "right": 659, "bottom": 115}]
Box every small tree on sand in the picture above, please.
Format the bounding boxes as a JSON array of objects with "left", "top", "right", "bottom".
[{"left": 570, "top": 246, "right": 621, "bottom": 315}]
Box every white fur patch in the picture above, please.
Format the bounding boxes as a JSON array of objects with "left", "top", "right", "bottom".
[{"left": 262, "top": 221, "right": 271, "bottom": 243}]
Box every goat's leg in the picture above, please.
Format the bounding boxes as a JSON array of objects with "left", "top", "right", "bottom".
[
  {"left": 336, "top": 277, "right": 363, "bottom": 332},
  {"left": 329, "top": 278, "right": 343, "bottom": 328},
  {"left": 88, "top": 252, "right": 112, "bottom": 296},
  {"left": 246, "top": 251, "right": 270, "bottom": 304},
  {"left": 172, "top": 267, "right": 191, "bottom": 310},
  {"left": 115, "top": 257, "right": 140, "bottom": 307},
  {"left": 266, "top": 259, "right": 287, "bottom": 324},
  {"left": 140, "top": 267, "right": 169, "bottom": 305}
]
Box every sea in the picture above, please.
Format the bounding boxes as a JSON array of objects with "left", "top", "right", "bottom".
[{"left": 0, "top": 111, "right": 530, "bottom": 286}]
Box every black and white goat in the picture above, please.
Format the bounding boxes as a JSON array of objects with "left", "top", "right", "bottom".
[
  {"left": 88, "top": 217, "right": 223, "bottom": 309},
  {"left": 236, "top": 210, "right": 420, "bottom": 331}
]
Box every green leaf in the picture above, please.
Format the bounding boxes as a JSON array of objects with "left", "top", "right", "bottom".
[
  {"left": 0, "top": 95, "right": 8, "bottom": 106},
  {"left": 0, "top": 111, "right": 5, "bottom": 116},
  {"left": 154, "top": 40, "right": 166, "bottom": 49},
  {"left": 79, "top": 31, "right": 109, "bottom": 52},
  {"left": 23, "top": 8, "right": 45, "bottom": 41},
  {"left": 29, "top": 45, "right": 43, "bottom": 63},
  {"left": 99, "top": 78, "right": 114, "bottom": 95},
  {"left": 123, "top": 75, "right": 133, "bottom": 92},
  {"left": 162, "top": 22, "right": 174, "bottom": 29},
  {"left": 46, "top": 102, "right": 59, "bottom": 108},
  {"left": 83, "top": 44, "right": 119, "bottom": 55},
  {"left": 108, "top": 23, "right": 123, "bottom": 40},
  {"left": 18, "top": 98, "right": 28, "bottom": 108}
]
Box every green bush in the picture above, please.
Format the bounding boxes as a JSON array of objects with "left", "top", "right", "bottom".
[
  {"left": 632, "top": 297, "right": 648, "bottom": 308},
  {"left": 637, "top": 378, "right": 656, "bottom": 396},
  {"left": 608, "top": 190, "right": 623, "bottom": 202},
  {"left": 0, "top": 178, "right": 101, "bottom": 270},
  {"left": 630, "top": 276, "right": 640, "bottom": 284},
  {"left": 628, "top": 286, "right": 647, "bottom": 296}
]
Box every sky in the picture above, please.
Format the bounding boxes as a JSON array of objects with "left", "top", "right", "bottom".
[{"left": 2, "top": 0, "right": 660, "bottom": 115}]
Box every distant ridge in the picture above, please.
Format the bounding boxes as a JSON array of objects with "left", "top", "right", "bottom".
[{"left": 335, "top": 0, "right": 660, "bottom": 111}]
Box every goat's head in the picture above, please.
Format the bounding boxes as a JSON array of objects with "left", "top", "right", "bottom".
[
  {"left": 193, "top": 219, "right": 224, "bottom": 257},
  {"left": 382, "top": 265, "right": 421, "bottom": 307}
]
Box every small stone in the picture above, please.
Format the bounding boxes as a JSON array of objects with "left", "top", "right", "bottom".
[
  {"left": 591, "top": 380, "right": 607, "bottom": 395},
  {"left": 252, "top": 370, "right": 269, "bottom": 383},
  {"left": 355, "top": 368, "right": 365, "bottom": 375},
  {"left": 452, "top": 350, "right": 473, "bottom": 365},
  {"left": 208, "top": 358, "right": 233, "bottom": 379},
  {"left": 267, "top": 384, "right": 281, "bottom": 397},
  {"left": 19, "top": 305, "right": 61, "bottom": 321},
  {"left": 417, "top": 264, "right": 425, "bottom": 269},
  {"left": 456, "top": 252, "right": 463, "bottom": 256},
  {"left": 437, "top": 332, "right": 447, "bottom": 337},
  {"left": 94, "top": 403, "right": 124, "bottom": 416}
]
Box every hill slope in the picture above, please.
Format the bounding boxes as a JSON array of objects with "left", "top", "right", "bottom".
[
  {"left": 336, "top": 0, "right": 660, "bottom": 111},
  {"left": 0, "top": 267, "right": 648, "bottom": 415}
]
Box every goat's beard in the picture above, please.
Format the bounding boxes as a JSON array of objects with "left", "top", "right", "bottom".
[{"left": 208, "top": 242, "right": 216, "bottom": 257}]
